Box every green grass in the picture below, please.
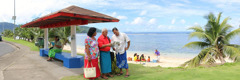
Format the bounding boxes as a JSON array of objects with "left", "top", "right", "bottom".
[
  {"left": 3, "top": 37, "right": 84, "bottom": 56},
  {"left": 3, "top": 37, "right": 39, "bottom": 51},
  {"left": 4, "top": 37, "right": 240, "bottom": 80},
  {"left": 62, "top": 61, "right": 240, "bottom": 80}
]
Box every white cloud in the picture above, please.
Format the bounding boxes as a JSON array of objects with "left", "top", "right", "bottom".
[
  {"left": 109, "top": 12, "right": 128, "bottom": 20},
  {"left": 0, "top": 0, "right": 117, "bottom": 24},
  {"left": 140, "top": 10, "right": 147, "bottom": 16},
  {"left": 204, "top": 0, "right": 240, "bottom": 4},
  {"left": 131, "top": 17, "right": 144, "bottom": 25},
  {"left": 170, "top": 3, "right": 186, "bottom": 7},
  {"left": 148, "top": 18, "right": 156, "bottom": 25},
  {"left": 158, "top": 25, "right": 164, "bottom": 29},
  {"left": 111, "top": 12, "right": 117, "bottom": 17},
  {"left": 157, "top": 25, "right": 176, "bottom": 30},
  {"left": 171, "top": 19, "right": 176, "bottom": 24},
  {"left": 194, "top": 22, "right": 199, "bottom": 25},
  {"left": 113, "top": 1, "right": 206, "bottom": 17},
  {"left": 2, "top": 0, "right": 238, "bottom": 32},
  {"left": 125, "top": 21, "right": 129, "bottom": 24},
  {"left": 117, "top": 16, "right": 128, "bottom": 19},
  {"left": 180, "top": 19, "right": 186, "bottom": 24},
  {"left": 201, "top": 0, "right": 240, "bottom": 12},
  {"left": 0, "top": 0, "right": 71, "bottom": 24},
  {"left": 229, "top": 18, "right": 240, "bottom": 29},
  {"left": 168, "top": 25, "right": 175, "bottom": 29},
  {"left": 180, "top": 0, "right": 191, "bottom": 3},
  {"left": 184, "top": 25, "right": 192, "bottom": 29}
]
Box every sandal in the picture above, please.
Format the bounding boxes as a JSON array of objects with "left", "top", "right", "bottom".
[
  {"left": 124, "top": 75, "right": 130, "bottom": 78},
  {"left": 107, "top": 74, "right": 114, "bottom": 77},
  {"left": 117, "top": 73, "right": 123, "bottom": 76},
  {"left": 97, "top": 77, "right": 102, "bottom": 79},
  {"left": 101, "top": 76, "right": 108, "bottom": 79},
  {"left": 47, "top": 58, "right": 52, "bottom": 61}
]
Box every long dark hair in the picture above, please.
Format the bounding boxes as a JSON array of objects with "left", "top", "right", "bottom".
[
  {"left": 55, "top": 36, "right": 59, "bottom": 41},
  {"left": 134, "top": 53, "right": 137, "bottom": 57},
  {"left": 87, "top": 27, "right": 97, "bottom": 37},
  {"left": 140, "top": 54, "right": 144, "bottom": 60}
]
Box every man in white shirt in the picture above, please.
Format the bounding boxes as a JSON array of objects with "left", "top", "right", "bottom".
[{"left": 111, "top": 27, "right": 130, "bottom": 77}]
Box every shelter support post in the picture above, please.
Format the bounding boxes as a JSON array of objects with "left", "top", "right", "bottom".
[
  {"left": 71, "top": 25, "right": 77, "bottom": 57},
  {"left": 44, "top": 28, "right": 48, "bottom": 49}
]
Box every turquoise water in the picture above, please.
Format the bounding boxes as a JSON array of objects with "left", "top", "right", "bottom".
[{"left": 75, "top": 32, "right": 240, "bottom": 58}]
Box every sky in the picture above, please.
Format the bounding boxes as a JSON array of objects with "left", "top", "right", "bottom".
[{"left": 0, "top": 0, "right": 240, "bottom": 32}]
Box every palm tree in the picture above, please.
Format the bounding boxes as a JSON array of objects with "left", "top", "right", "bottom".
[
  {"left": 2, "top": 29, "right": 13, "bottom": 37},
  {"left": 31, "top": 28, "right": 44, "bottom": 42},
  {"left": 48, "top": 27, "right": 71, "bottom": 48},
  {"left": 182, "top": 12, "right": 240, "bottom": 67}
]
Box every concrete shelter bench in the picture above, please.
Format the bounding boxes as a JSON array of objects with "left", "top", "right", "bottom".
[{"left": 40, "top": 49, "right": 84, "bottom": 68}]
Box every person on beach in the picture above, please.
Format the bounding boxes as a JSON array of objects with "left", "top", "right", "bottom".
[
  {"left": 140, "top": 54, "right": 146, "bottom": 62},
  {"left": 134, "top": 53, "right": 137, "bottom": 57},
  {"left": 97, "top": 28, "right": 114, "bottom": 79},
  {"left": 47, "top": 36, "right": 62, "bottom": 61},
  {"left": 155, "top": 49, "right": 160, "bottom": 62},
  {"left": 133, "top": 53, "right": 138, "bottom": 61},
  {"left": 137, "top": 55, "right": 140, "bottom": 61},
  {"left": 84, "top": 27, "right": 101, "bottom": 80},
  {"left": 111, "top": 27, "right": 130, "bottom": 77},
  {"left": 128, "top": 57, "right": 132, "bottom": 61},
  {"left": 147, "top": 56, "right": 150, "bottom": 62}
]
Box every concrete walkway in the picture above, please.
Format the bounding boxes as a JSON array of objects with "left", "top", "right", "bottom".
[{"left": 0, "top": 41, "right": 83, "bottom": 80}]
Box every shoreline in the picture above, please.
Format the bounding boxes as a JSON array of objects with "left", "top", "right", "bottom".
[{"left": 63, "top": 45, "right": 193, "bottom": 67}]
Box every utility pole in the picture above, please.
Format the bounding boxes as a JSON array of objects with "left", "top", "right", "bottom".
[{"left": 12, "top": 0, "right": 16, "bottom": 39}]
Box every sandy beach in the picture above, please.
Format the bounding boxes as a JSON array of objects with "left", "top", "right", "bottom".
[{"left": 63, "top": 45, "right": 192, "bottom": 67}]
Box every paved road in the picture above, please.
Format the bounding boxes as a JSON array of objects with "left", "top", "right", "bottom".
[
  {"left": 0, "top": 42, "right": 15, "bottom": 56},
  {"left": 0, "top": 41, "right": 83, "bottom": 80}
]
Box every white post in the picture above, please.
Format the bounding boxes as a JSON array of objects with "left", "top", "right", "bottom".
[
  {"left": 44, "top": 28, "right": 48, "bottom": 49},
  {"left": 71, "top": 25, "right": 77, "bottom": 57},
  {"left": 13, "top": 0, "right": 16, "bottom": 39}
]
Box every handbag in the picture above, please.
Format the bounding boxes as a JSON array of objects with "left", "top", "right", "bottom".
[{"left": 84, "top": 61, "right": 96, "bottom": 78}]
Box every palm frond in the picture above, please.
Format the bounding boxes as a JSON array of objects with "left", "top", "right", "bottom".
[
  {"left": 216, "top": 12, "right": 222, "bottom": 25},
  {"left": 218, "top": 17, "right": 229, "bottom": 32},
  {"left": 184, "top": 41, "right": 210, "bottom": 49},
  {"left": 188, "top": 26, "right": 204, "bottom": 32},
  {"left": 227, "top": 44, "right": 240, "bottom": 48},
  {"left": 188, "top": 32, "right": 205, "bottom": 40},
  {"left": 220, "top": 24, "right": 232, "bottom": 35},
  {"left": 223, "top": 45, "right": 240, "bottom": 60},
  {"left": 181, "top": 47, "right": 213, "bottom": 67},
  {"left": 188, "top": 32, "right": 214, "bottom": 44},
  {"left": 225, "top": 29, "right": 240, "bottom": 41},
  {"left": 206, "top": 57, "right": 216, "bottom": 64}
]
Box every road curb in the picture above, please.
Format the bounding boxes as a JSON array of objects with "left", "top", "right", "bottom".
[
  {"left": 3, "top": 41, "right": 20, "bottom": 50},
  {"left": 0, "top": 41, "right": 24, "bottom": 80}
]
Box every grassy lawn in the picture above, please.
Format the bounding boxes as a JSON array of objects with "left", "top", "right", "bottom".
[
  {"left": 2, "top": 37, "right": 84, "bottom": 56},
  {"left": 62, "top": 62, "right": 240, "bottom": 80},
  {"left": 3, "top": 37, "right": 39, "bottom": 51}
]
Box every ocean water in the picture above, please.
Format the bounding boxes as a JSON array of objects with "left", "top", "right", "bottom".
[{"left": 75, "top": 32, "right": 240, "bottom": 58}]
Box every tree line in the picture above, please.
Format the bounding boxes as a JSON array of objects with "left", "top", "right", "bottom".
[{"left": 1, "top": 26, "right": 100, "bottom": 48}]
